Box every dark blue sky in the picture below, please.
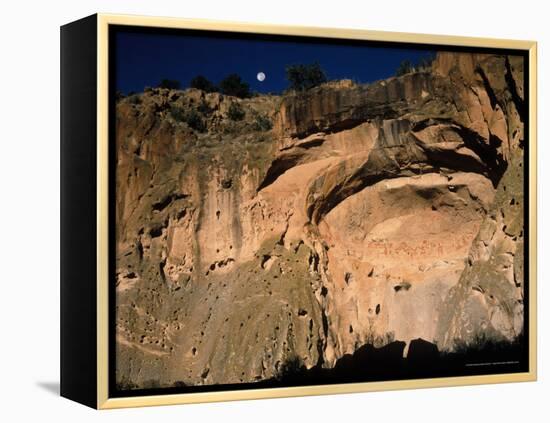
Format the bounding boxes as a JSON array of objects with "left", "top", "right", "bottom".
[{"left": 114, "top": 30, "right": 435, "bottom": 95}]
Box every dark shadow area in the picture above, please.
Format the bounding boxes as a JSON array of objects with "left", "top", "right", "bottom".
[
  {"left": 36, "top": 381, "right": 60, "bottom": 396},
  {"left": 113, "top": 335, "right": 527, "bottom": 398},
  {"left": 268, "top": 336, "right": 526, "bottom": 386}
]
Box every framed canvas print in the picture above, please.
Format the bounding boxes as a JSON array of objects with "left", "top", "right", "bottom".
[{"left": 60, "top": 14, "right": 537, "bottom": 409}]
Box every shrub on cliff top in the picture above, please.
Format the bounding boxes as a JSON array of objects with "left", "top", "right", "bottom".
[
  {"left": 416, "top": 53, "right": 436, "bottom": 71},
  {"left": 190, "top": 75, "right": 217, "bottom": 93},
  {"left": 395, "top": 54, "right": 435, "bottom": 77},
  {"left": 158, "top": 78, "right": 181, "bottom": 90},
  {"left": 396, "top": 60, "right": 413, "bottom": 76},
  {"left": 286, "top": 62, "right": 327, "bottom": 91},
  {"left": 219, "top": 74, "right": 251, "bottom": 98}
]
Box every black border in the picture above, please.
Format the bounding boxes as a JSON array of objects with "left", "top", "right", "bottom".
[
  {"left": 107, "top": 24, "right": 531, "bottom": 399},
  {"left": 60, "top": 14, "right": 98, "bottom": 408}
]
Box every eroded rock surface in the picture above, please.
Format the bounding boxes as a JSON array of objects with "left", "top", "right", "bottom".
[{"left": 115, "top": 52, "right": 525, "bottom": 389}]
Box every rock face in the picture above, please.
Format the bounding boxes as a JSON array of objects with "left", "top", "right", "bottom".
[{"left": 115, "top": 52, "right": 525, "bottom": 389}]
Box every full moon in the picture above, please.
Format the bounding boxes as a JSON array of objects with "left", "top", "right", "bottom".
[{"left": 256, "top": 72, "right": 266, "bottom": 82}]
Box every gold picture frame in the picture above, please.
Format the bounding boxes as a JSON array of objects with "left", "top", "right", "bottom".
[{"left": 60, "top": 13, "right": 537, "bottom": 409}]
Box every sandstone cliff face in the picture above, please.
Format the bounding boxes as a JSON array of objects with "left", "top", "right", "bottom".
[{"left": 115, "top": 52, "right": 525, "bottom": 389}]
